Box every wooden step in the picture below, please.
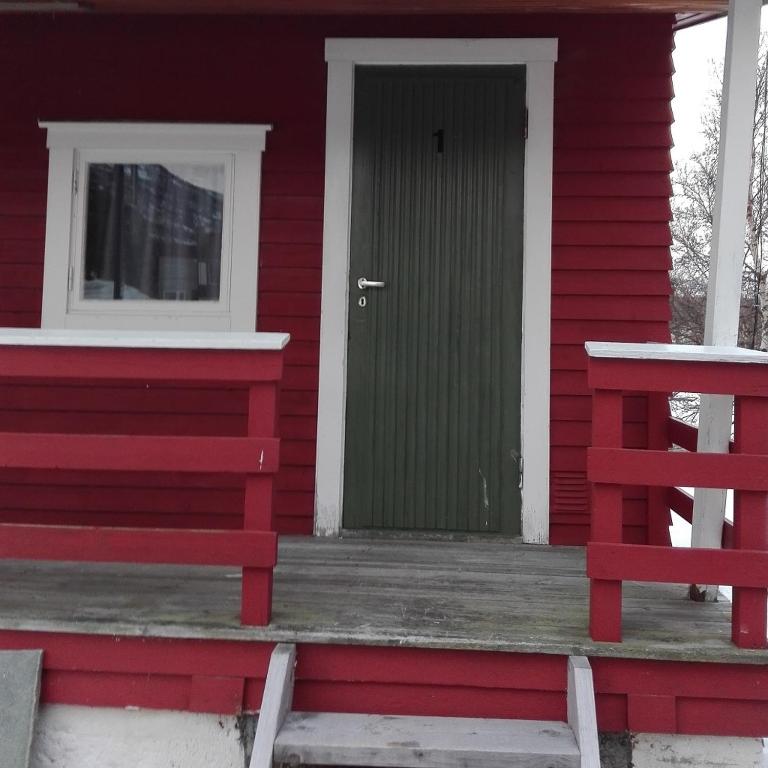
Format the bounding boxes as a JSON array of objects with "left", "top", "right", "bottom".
[{"left": 273, "top": 711, "right": 581, "bottom": 768}]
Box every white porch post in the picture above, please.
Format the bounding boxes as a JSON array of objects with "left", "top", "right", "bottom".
[{"left": 691, "top": 0, "right": 762, "bottom": 584}]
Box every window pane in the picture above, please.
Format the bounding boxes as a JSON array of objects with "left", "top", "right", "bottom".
[{"left": 82, "top": 163, "right": 225, "bottom": 301}]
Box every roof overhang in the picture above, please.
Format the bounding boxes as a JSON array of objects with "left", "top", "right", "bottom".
[{"left": 0, "top": 0, "right": 733, "bottom": 14}]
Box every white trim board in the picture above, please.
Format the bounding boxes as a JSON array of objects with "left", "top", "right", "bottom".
[
  {"left": 0, "top": 328, "right": 289, "bottom": 351},
  {"left": 315, "top": 38, "right": 557, "bottom": 543},
  {"left": 585, "top": 341, "right": 768, "bottom": 365}
]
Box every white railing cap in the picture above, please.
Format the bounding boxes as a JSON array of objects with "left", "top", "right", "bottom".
[
  {"left": 0, "top": 328, "right": 290, "bottom": 351},
  {"left": 585, "top": 342, "right": 768, "bottom": 366}
]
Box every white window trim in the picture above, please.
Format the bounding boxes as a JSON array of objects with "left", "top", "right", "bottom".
[
  {"left": 39, "top": 122, "right": 271, "bottom": 331},
  {"left": 314, "top": 38, "right": 557, "bottom": 543}
]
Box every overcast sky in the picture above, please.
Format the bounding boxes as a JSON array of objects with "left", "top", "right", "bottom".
[{"left": 672, "top": 10, "right": 768, "bottom": 164}]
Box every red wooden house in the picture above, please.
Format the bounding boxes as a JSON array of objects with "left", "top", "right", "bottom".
[{"left": 0, "top": 0, "right": 766, "bottom": 765}]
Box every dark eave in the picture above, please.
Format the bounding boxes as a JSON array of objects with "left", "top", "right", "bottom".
[{"left": 0, "top": 0, "right": 731, "bottom": 13}]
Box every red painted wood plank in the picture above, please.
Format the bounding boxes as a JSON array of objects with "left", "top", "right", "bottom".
[
  {"left": 0, "top": 483, "right": 240, "bottom": 514},
  {"left": 552, "top": 319, "right": 671, "bottom": 345},
  {"left": 668, "top": 487, "right": 693, "bottom": 521},
  {"left": 261, "top": 195, "right": 323, "bottom": 221},
  {"left": 258, "top": 317, "right": 319, "bottom": 341},
  {"left": 280, "top": 416, "right": 317, "bottom": 439},
  {"left": 0, "top": 629, "right": 272, "bottom": 676},
  {"left": 0, "top": 509, "right": 243, "bottom": 530},
  {"left": 0, "top": 244, "right": 43, "bottom": 267},
  {"left": 553, "top": 222, "right": 672, "bottom": 247},
  {"left": 588, "top": 447, "right": 768, "bottom": 491},
  {"left": 0, "top": 432, "right": 280, "bottom": 474},
  {"left": 0, "top": 191, "right": 46, "bottom": 217},
  {"left": 0, "top": 524, "right": 277, "bottom": 567},
  {"left": 646, "top": 393, "right": 671, "bottom": 546},
  {"left": 260, "top": 219, "right": 322, "bottom": 245},
  {"left": 551, "top": 421, "right": 646, "bottom": 447},
  {"left": 275, "top": 466, "right": 315, "bottom": 491},
  {"left": 0, "top": 287, "right": 41, "bottom": 312},
  {"left": 279, "top": 390, "right": 318, "bottom": 416},
  {"left": 281, "top": 440, "right": 316, "bottom": 465},
  {"left": 590, "top": 578, "right": 623, "bottom": 642},
  {"left": 275, "top": 490, "right": 314, "bottom": 516},
  {"left": 298, "top": 645, "right": 566, "bottom": 690},
  {"left": 591, "top": 657, "right": 768, "bottom": 700},
  {"left": 553, "top": 295, "right": 671, "bottom": 321},
  {"left": 552, "top": 246, "right": 672, "bottom": 270},
  {"left": 668, "top": 418, "right": 698, "bottom": 452},
  {"left": 554, "top": 123, "right": 673, "bottom": 149},
  {"left": 0, "top": 347, "right": 285, "bottom": 383},
  {"left": 292, "top": 681, "right": 565, "bottom": 723},
  {"left": 0, "top": 410, "right": 245, "bottom": 436},
  {"left": 284, "top": 341, "right": 320, "bottom": 367},
  {"left": 553, "top": 198, "right": 672, "bottom": 223},
  {"left": 259, "top": 267, "right": 321, "bottom": 293},
  {"left": 676, "top": 698, "right": 768, "bottom": 737},
  {"left": 588, "top": 357, "right": 768, "bottom": 397},
  {"left": 554, "top": 149, "right": 672, "bottom": 173},
  {"left": 551, "top": 345, "right": 588, "bottom": 371},
  {"left": 0, "top": 313, "right": 40, "bottom": 328},
  {"left": 1, "top": 627, "right": 766, "bottom": 735},
  {"left": 0, "top": 383, "right": 249, "bottom": 415},
  {"left": 281, "top": 366, "right": 319, "bottom": 391},
  {"left": 0, "top": 264, "right": 43, "bottom": 287},
  {"left": 189, "top": 675, "right": 245, "bottom": 714},
  {"left": 551, "top": 370, "right": 589, "bottom": 396},
  {"left": 553, "top": 173, "right": 673, "bottom": 198},
  {"left": 553, "top": 394, "right": 650, "bottom": 422},
  {"left": 628, "top": 693, "right": 677, "bottom": 733},
  {"left": 552, "top": 271, "right": 670, "bottom": 296},
  {"left": 588, "top": 542, "right": 768, "bottom": 588},
  {"left": 262, "top": 172, "right": 324, "bottom": 198},
  {"left": 0, "top": 216, "right": 44, "bottom": 241},
  {"left": 557, "top": 45, "right": 674, "bottom": 75},
  {"left": 555, "top": 100, "right": 673, "bottom": 124},
  {"left": 277, "top": 516, "right": 313, "bottom": 535},
  {"left": 258, "top": 293, "right": 321, "bottom": 317},
  {"left": 259, "top": 242, "right": 320, "bottom": 268},
  {"left": 731, "top": 397, "right": 768, "bottom": 648},
  {"left": 555, "top": 75, "right": 674, "bottom": 100}
]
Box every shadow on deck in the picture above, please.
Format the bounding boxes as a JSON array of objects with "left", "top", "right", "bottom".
[{"left": 0, "top": 537, "right": 761, "bottom": 664}]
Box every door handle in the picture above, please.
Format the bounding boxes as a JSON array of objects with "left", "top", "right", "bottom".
[{"left": 357, "top": 277, "right": 386, "bottom": 290}]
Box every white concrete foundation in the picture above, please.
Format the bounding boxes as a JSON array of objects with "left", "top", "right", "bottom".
[
  {"left": 632, "top": 733, "right": 764, "bottom": 768},
  {"left": 30, "top": 704, "right": 245, "bottom": 768}
]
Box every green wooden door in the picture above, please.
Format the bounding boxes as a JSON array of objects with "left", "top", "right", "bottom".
[{"left": 343, "top": 66, "right": 526, "bottom": 534}]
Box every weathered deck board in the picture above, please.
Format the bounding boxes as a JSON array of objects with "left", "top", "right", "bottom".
[{"left": 0, "top": 537, "right": 762, "bottom": 664}]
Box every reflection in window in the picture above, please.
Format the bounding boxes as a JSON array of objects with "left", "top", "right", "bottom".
[{"left": 83, "top": 163, "right": 225, "bottom": 301}]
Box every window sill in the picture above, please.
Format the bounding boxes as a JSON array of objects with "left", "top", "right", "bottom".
[{"left": 0, "top": 328, "right": 290, "bottom": 351}]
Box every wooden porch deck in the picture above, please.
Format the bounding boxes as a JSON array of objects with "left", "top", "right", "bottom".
[{"left": 0, "top": 537, "right": 762, "bottom": 664}]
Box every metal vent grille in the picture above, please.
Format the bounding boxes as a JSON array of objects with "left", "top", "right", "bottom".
[{"left": 552, "top": 471, "right": 589, "bottom": 514}]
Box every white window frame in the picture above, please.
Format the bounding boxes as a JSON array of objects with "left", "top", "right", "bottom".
[
  {"left": 314, "top": 38, "right": 557, "bottom": 543},
  {"left": 39, "top": 122, "right": 270, "bottom": 331}
]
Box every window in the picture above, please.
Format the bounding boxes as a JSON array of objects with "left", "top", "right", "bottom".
[{"left": 40, "top": 123, "right": 270, "bottom": 331}]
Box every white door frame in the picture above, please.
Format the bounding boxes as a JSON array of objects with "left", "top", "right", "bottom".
[{"left": 314, "top": 38, "right": 557, "bottom": 543}]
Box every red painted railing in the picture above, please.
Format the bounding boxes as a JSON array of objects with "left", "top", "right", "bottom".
[
  {"left": 0, "top": 331, "right": 288, "bottom": 626},
  {"left": 586, "top": 342, "right": 768, "bottom": 649}
]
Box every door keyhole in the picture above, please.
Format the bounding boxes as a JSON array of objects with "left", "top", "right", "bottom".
[{"left": 432, "top": 128, "right": 444, "bottom": 154}]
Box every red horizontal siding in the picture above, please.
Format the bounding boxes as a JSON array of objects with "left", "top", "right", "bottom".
[
  {"left": 554, "top": 173, "right": 673, "bottom": 198},
  {"left": 0, "top": 631, "right": 766, "bottom": 738},
  {"left": 0, "top": 12, "right": 673, "bottom": 541}
]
